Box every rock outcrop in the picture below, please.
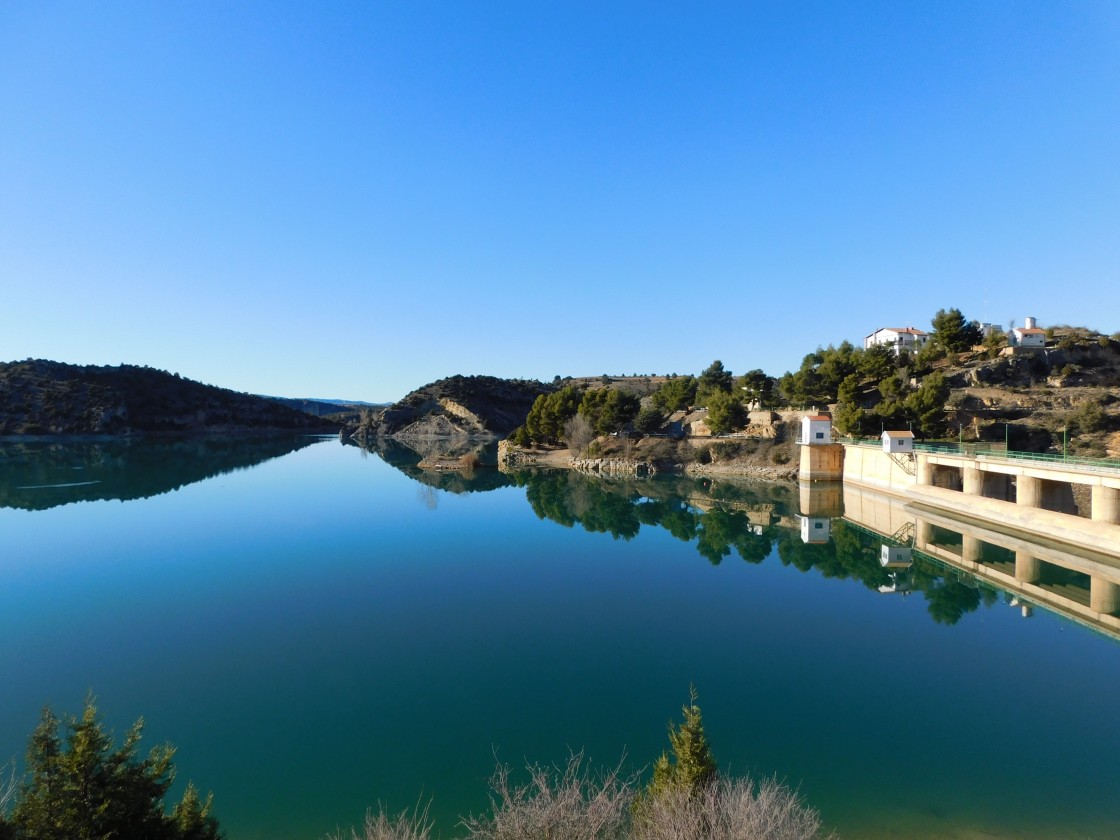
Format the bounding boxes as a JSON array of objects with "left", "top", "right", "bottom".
[{"left": 352, "top": 375, "right": 555, "bottom": 445}]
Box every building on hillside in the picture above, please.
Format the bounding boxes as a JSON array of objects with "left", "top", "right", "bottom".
[
  {"left": 881, "top": 430, "right": 915, "bottom": 453},
  {"left": 800, "top": 414, "right": 832, "bottom": 445},
  {"left": 1010, "top": 316, "right": 1046, "bottom": 348},
  {"left": 864, "top": 326, "right": 930, "bottom": 355}
]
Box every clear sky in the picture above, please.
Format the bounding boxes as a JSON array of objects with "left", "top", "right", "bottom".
[{"left": 2, "top": 1, "right": 1118, "bottom": 402}]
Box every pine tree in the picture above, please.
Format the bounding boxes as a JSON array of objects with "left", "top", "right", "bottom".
[
  {"left": 6, "top": 697, "right": 222, "bottom": 840},
  {"left": 644, "top": 686, "right": 718, "bottom": 801}
]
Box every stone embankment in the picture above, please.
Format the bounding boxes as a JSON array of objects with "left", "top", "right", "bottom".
[
  {"left": 571, "top": 457, "right": 656, "bottom": 477},
  {"left": 498, "top": 440, "right": 798, "bottom": 480},
  {"left": 683, "top": 463, "right": 799, "bottom": 480}
]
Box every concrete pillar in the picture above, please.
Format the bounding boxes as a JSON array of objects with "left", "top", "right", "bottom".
[
  {"left": 917, "top": 456, "right": 931, "bottom": 486},
  {"left": 799, "top": 443, "right": 844, "bottom": 481},
  {"left": 915, "top": 520, "right": 932, "bottom": 551},
  {"left": 1091, "top": 485, "right": 1120, "bottom": 524},
  {"left": 1017, "top": 475, "right": 1043, "bottom": 508},
  {"left": 800, "top": 481, "right": 843, "bottom": 518},
  {"left": 963, "top": 465, "right": 982, "bottom": 496},
  {"left": 1015, "top": 551, "right": 1041, "bottom": 584},
  {"left": 1090, "top": 577, "right": 1120, "bottom": 614},
  {"left": 961, "top": 535, "right": 982, "bottom": 566}
]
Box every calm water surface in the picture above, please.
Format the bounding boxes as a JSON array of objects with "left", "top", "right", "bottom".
[{"left": 2, "top": 437, "right": 1118, "bottom": 839}]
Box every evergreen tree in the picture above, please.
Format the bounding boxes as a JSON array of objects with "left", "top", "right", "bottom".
[
  {"left": 704, "top": 391, "right": 746, "bottom": 435},
  {"left": 737, "top": 369, "right": 777, "bottom": 408},
  {"left": 644, "top": 687, "right": 718, "bottom": 801},
  {"left": 931, "top": 308, "right": 982, "bottom": 353},
  {"left": 634, "top": 404, "right": 666, "bottom": 434},
  {"left": 696, "top": 361, "right": 733, "bottom": 405},
  {"left": 833, "top": 374, "right": 865, "bottom": 436},
  {"left": 578, "top": 388, "right": 640, "bottom": 435},
  {"left": 651, "top": 376, "right": 698, "bottom": 413},
  {"left": 904, "top": 371, "right": 950, "bottom": 437},
  {"left": 6, "top": 698, "right": 222, "bottom": 840}
]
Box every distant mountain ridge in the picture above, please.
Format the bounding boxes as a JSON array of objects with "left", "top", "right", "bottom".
[
  {"left": 0, "top": 360, "right": 338, "bottom": 435},
  {"left": 261, "top": 396, "right": 387, "bottom": 418}
]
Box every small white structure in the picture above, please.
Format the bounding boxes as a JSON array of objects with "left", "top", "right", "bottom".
[
  {"left": 799, "top": 515, "right": 831, "bottom": 544},
  {"left": 864, "top": 326, "right": 930, "bottom": 355},
  {"left": 880, "top": 545, "right": 913, "bottom": 567},
  {"left": 800, "top": 414, "right": 832, "bottom": 445},
  {"left": 1010, "top": 316, "right": 1045, "bottom": 348},
  {"left": 878, "top": 572, "right": 913, "bottom": 595},
  {"left": 882, "top": 430, "right": 915, "bottom": 453}
]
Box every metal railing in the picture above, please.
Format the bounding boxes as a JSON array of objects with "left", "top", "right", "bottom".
[{"left": 838, "top": 437, "right": 1120, "bottom": 473}]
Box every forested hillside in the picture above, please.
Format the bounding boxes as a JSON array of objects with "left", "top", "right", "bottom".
[{"left": 0, "top": 360, "right": 338, "bottom": 435}]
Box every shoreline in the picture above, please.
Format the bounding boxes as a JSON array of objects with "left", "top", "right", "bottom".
[{"left": 496, "top": 439, "right": 800, "bottom": 481}]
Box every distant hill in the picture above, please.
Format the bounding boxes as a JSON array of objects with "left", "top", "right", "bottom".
[
  {"left": 0, "top": 360, "right": 338, "bottom": 435},
  {"left": 262, "top": 396, "right": 387, "bottom": 418}
]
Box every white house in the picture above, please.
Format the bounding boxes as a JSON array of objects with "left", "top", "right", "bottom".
[
  {"left": 1010, "top": 316, "right": 1045, "bottom": 348},
  {"left": 864, "top": 326, "right": 930, "bottom": 355},
  {"left": 800, "top": 414, "right": 832, "bottom": 445},
  {"left": 882, "top": 430, "right": 914, "bottom": 453}
]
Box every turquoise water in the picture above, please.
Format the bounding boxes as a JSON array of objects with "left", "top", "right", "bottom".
[{"left": 2, "top": 437, "right": 1119, "bottom": 839}]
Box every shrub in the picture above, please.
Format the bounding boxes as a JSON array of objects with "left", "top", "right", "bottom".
[{"left": 461, "top": 754, "right": 630, "bottom": 840}]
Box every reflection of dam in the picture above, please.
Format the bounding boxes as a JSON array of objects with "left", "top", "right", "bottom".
[
  {"left": 840, "top": 440, "right": 1120, "bottom": 556},
  {"left": 804, "top": 482, "right": 1120, "bottom": 641}
]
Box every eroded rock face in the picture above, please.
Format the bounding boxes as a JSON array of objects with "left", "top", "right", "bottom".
[{"left": 356, "top": 375, "right": 555, "bottom": 442}]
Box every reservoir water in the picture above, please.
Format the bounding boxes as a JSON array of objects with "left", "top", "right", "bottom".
[{"left": 2, "top": 436, "right": 1118, "bottom": 839}]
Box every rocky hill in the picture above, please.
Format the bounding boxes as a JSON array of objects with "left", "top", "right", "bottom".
[
  {"left": 905, "top": 330, "right": 1120, "bottom": 456},
  {"left": 0, "top": 360, "right": 338, "bottom": 436},
  {"left": 350, "top": 374, "right": 556, "bottom": 443}
]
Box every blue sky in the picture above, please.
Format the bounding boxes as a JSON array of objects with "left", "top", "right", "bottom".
[{"left": 2, "top": 1, "right": 1117, "bottom": 402}]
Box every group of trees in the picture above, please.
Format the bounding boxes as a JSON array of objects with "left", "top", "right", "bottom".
[
  {"left": 510, "top": 306, "right": 993, "bottom": 448},
  {"left": 780, "top": 308, "right": 982, "bottom": 437},
  {"left": 646, "top": 362, "right": 778, "bottom": 436},
  {"left": 0, "top": 699, "right": 221, "bottom": 840},
  {"left": 511, "top": 385, "right": 643, "bottom": 448}
]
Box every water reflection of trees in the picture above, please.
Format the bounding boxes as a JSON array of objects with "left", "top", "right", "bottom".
[
  {"left": 510, "top": 470, "right": 999, "bottom": 626},
  {"left": 0, "top": 435, "right": 323, "bottom": 511}
]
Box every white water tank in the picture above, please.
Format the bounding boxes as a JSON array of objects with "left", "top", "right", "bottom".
[{"left": 1024, "top": 316, "right": 1037, "bottom": 329}]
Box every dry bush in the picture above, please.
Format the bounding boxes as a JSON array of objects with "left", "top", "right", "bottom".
[
  {"left": 460, "top": 753, "right": 631, "bottom": 840},
  {"left": 332, "top": 761, "right": 833, "bottom": 840},
  {"left": 1, "top": 758, "right": 17, "bottom": 812},
  {"left": 631, "top": 777, "right": 834, "bottom": 840},
  {"left": 327, "top": 805, "right": 433, "bottom": 840}
]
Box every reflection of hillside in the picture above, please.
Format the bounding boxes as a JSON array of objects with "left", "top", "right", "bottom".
[
  {"left": 507, "top": 471, "right": 796, "bottom": 565},
  {"left": 349, "top": 437, "right": 515, "bottom": 494},
  {"left": 0, "top": 436, "right": 324, "bottom": 510},
  {"left": 504, "top": 471, "right": 1009, "bottom": 627}
]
